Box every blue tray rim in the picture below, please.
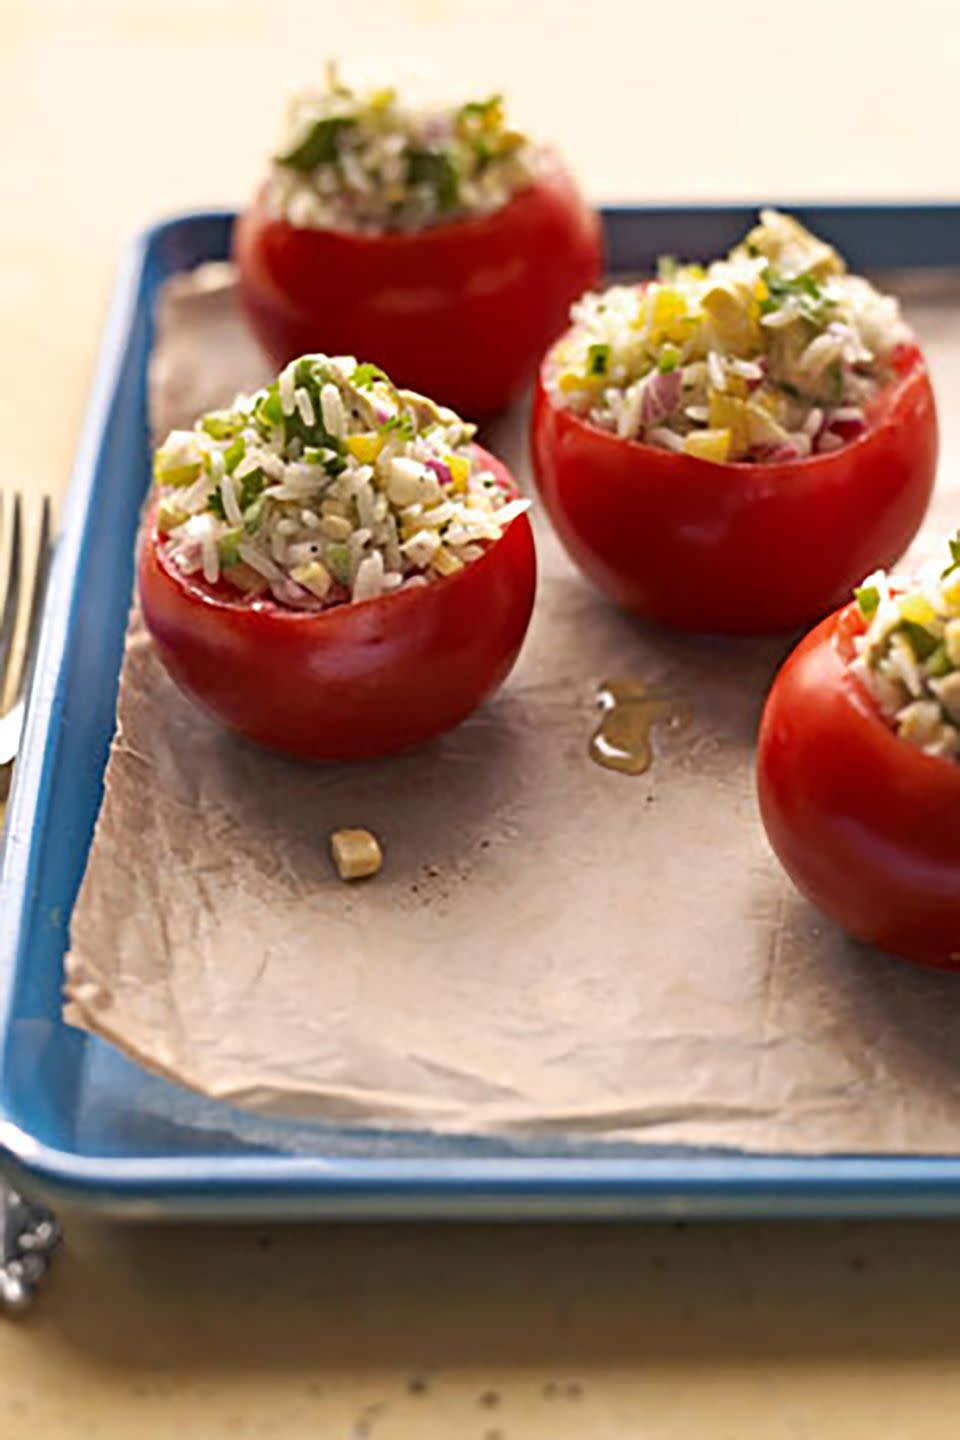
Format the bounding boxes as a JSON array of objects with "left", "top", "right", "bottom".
[{"left": 5, "top": 203, "right": 960, "bottom": 1218}]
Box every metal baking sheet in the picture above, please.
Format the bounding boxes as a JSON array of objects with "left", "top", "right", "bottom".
[{"left": 3, "top": 206, "right": 960, "bottom": 1219}]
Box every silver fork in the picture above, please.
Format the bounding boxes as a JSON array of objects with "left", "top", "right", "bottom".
[
  {"left": 0, "top": 492, "right": 52, "bottom": 784},
  {"left": 0, "top": 491, "right": 59, "bottom": 1310}
]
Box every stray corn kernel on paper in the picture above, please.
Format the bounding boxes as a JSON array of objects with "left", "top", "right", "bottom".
[{"left": 65, "top": 266, "right": 960, "bottom": 1154}]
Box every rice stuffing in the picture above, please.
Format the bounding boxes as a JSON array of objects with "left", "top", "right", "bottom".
[
  {"left": 264, "top": 63, "right": 541, "bottom": 234},
  {"left": 153, "top": 355, "right": 529, "bottom": 609},
  {"left": 547, "top": 209, "right": 912, "bottom": 464},
  {"left": 850, "top": 534, "right": 960, "bottom": 761}
]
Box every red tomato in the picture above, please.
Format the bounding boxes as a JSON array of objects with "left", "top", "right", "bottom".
[
  {"left": 138, "top": 448, "right": 536, "bottom": 761},
  {"left": 757, "top": 601, "right": 960, "bottom": 968},
  {"left": 531, "top": 342, "right": 938, "bottom": 633},
  {"left": 233, "top": 154, "right": 603, "bottom": 418}
]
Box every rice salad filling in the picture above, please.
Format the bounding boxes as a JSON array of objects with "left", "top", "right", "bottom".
[
  {"left": 850, "top": 534, "right": 960, "bottom": 761},
  {"left": 264, "top": 65, "right": 540, "bottom": 234},
  {"left": 548, "top": 209, "right": 911, "bottom": 464},
  {"left": 153, "top": 355, "right": 529, "bottom": 610}
]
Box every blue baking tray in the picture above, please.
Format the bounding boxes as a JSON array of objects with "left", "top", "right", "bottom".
[{"left": 3, "top": 203, "right": 960, "bottom": 1221}]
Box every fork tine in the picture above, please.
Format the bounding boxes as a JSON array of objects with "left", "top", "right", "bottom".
[
  {"left": 15, "top": 495, "right": 52, "bottom": 703},
  {"left": 0, "top": 494, "right": 23, "bottom": 696}
]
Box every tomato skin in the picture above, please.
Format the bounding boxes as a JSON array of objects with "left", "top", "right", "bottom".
[
  {"left": 233, "top": 154, "right": 603, "bottom": 418},
  {"left": 757, "top": 602, "right": 960, "bottom": 969},
  {"left": 531, "top": 344, "right": 937, "bottom": 633},
  {"left": 137, "top": 448, "right": 536, "bottom": 761}
]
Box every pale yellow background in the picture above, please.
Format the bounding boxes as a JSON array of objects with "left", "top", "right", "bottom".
[{"left": 4, "top": 0, "right": 960, "bottom": 1435}]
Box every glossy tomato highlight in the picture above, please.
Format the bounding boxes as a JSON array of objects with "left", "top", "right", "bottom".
[
  {"left": 138, "top": 447, "right": 536, "bottom": 761},
  {"left": 531, "top": 343, "right": 938, "bottom": 634},
  {"left": 233, "top": 155, "right": 603, "bottom": 419},
  {"left": 757, "top": 601, "right": 960, "bottom": 968}
]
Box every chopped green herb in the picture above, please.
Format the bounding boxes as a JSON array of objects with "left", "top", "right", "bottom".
[
  {"left": 855, "top": 584, "right": 881, "bottom": 617},
  {"left": 941, "top": 533, "right": 960, "bottom": 579},
  {"left": 238, "top": 469, "right": 266, "bottom": 510},
  {"left": 243, "top": 494, "right": 266, "bottom": 535},
  {"left": 326, "top": 542, "right": 352, "bottom": 585},
  {"left": 218, "top": 531, "right": 243, "bottom": 568},
  {"left": 658, "top": 344, "right": 681, "bottom": 374},
  {"left": 276, "top": 115, "right": 355, "bottom": 171},
  {"left": 378, "top": 411, "right": 416, "bottom": 441},
  {"left": 406, "top": 149, "right": 459, "bottom": 212},
  {"left": 457, "top": 95, "right": 503, "bottom": 125},
  {"left": 200, "top": 411, "right": 245, "bottom": 441},
  {"left": 352, "top": 362, "right": 390, "bottom": 390},
  {"left": 207, "top": 487, "right": 226, "bottom": 520},
  {"left": 587, "top": 343, "right": 610, "bottom": 378},
  {"left": 925, "top": 644, "right": 953, "bottom": 678},
  {"left": 223, "top": 437, "right": 246, "bottom": 474},
  {"left": 254, "top": 386, "right": 285, "bottom": 432},
  {"left": 153, "top": 456, "right": 201, "bottom": 488},
  {"left": 899, "top": 620, "right": 940, "bottom": 662}
]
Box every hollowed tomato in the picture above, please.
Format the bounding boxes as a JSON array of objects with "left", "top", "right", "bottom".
[
  {"left": 757, "top": 600, "right": 960, "bottom": 968},
  {"left": 531, "top": 343, "right": 937, "bottom": 634},
  {"left": 138, "top": 447, "right": 536, "bottom": 760},
  {"left": 233, "top": 155, "right": 603, "bottom": 419}
]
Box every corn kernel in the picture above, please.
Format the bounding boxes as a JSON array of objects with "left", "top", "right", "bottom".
[
  {"left": 432, "top": 545, "right": 465, "bottom": 577},
  {"left": 944, "top": 619, "right": 960, "bottom": 665},
  {"left": 346, "top": 432, "right": 385, "bottom": 464},
  {"left": 330, "top": 829, "right": 383, "bottom": 882},
  {"left": 684, "top": 428, "right": 732, "bottom": 463},
  {"left": 754, "top": 276, "right": 769, "bottom": 303},
  {"left": 291, "top": 560, "right": 333, "bottom": 600},
  {"left": 447, "top": 454, "right": 470, "bottom": 492},
  {"left": 320, "top": 513, "right": 353, "bottom": 541},
  {"left": 321, "top": 497, "right": 350, "bottom": 518}
]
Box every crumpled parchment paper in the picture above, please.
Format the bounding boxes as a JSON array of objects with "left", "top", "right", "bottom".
[{"left": 64, "top": 265, "right": 960, "bottom": 1152}]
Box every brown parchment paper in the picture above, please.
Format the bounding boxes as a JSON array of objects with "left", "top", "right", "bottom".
[{"left": 65, "top": 265, "right": 960, "bottom": 1153}]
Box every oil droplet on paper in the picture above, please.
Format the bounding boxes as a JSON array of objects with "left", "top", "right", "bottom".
[{"left": 589, "top": 679, "right": 686, "bottom": 776}]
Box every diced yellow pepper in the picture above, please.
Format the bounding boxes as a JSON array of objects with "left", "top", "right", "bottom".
[
  {"left": 557, "top": 370, "right": 601, "bottom": 394},
  {"left": 945, "top": 619, "right": 960, "bottom": 665},
  {"left": 650, "top": 286, "right": 686, "bottom": 335},
  {"left": 346, "top": 432, "right": 385, "bottom": 464},
  {"left": 754, "top": 276, "right": 769, "bottom": 303},
  {"left": 684, "top": 428, "right": 732, "bottom": 463},
  {"left": 900, "top": 593, "right": 938, "bottom": 626},
  {"left": 941, "top": 573, "right": 960, "bottom": 614},
  {"left": 708, "top": 392, "right": 751, "bottom": 454},
  {"left": 447, "top": 454, "right": 471, "bottom": 492},
  {"left": 431, "top": 545, "right": 464, "bottom": 577}
]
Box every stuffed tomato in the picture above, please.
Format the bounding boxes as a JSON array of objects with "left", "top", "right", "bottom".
[
  {"left": 757, "top": 535, "right": 960, "bottom": 968},
  {"left": 532, "top": 209, "right": 937, "bottom": 634},
  {"left": 234, "top": 69, "right": 602, "bottom": 418},
  {"left": 138, "top": 354, "right": 536, "bottom": 760}
]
